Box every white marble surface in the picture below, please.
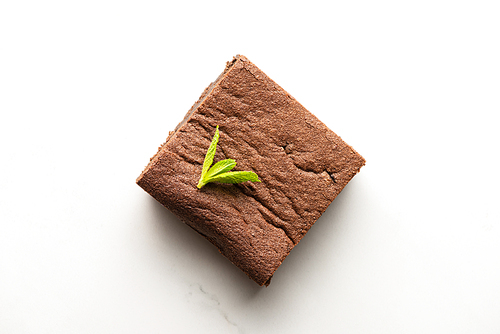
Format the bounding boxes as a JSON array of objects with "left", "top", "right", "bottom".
[{"left": 1, "top": 1, "right": 500, "bottom": 333}]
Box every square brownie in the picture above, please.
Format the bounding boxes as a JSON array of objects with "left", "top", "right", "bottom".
[{"left": 137, "top": 55, "right": 365, "bottom": 286}]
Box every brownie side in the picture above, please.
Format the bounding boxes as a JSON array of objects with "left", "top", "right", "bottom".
[
  {"left": 138, "top": 151, "right": 294, "bottom": 285},
  {"left": 137, "top": 55, "right": 365, "bottom": 286}
]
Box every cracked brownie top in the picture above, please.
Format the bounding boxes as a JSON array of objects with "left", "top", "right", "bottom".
[{"left": 137, "top": 55, "right": 365, "bottom": 286}]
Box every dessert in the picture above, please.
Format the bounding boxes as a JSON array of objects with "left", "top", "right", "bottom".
[{"left": 137, "top": 55, "right": 365, "bottom": 286}]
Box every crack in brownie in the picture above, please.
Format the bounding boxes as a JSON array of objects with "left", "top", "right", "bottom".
[{"left": 137, "top": 55, "right": 365, "bottom": 286}]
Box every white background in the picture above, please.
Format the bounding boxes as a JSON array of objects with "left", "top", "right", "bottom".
[{"left": 1, "top": 1, "right": 499, "bottom": 333}]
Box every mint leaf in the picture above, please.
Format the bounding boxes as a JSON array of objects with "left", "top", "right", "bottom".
[
  {"left": 197, "top": 126, "right": 260, "bottom": 189},
  {"left": 205, "top": 159, "right": 236, "bottom": 178},
  {"left": 205, "top": 171, "right": 260, "bottom": 184},
  {"left": 201, "top": 125, "right": 219, "bottom": 179}
]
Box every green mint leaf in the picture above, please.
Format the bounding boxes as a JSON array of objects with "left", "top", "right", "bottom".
[
  {"left": 204, "top": 171, "right": 261, "bottom": 184},
  {"left": 205, "top": 159, "right": 236, "bottom": 178},
  {"left": 197, "top": 126, "right": 260, "bottom": 189},
  {"left": 200, "top": 125, "right": 219, "bottom": 179}
]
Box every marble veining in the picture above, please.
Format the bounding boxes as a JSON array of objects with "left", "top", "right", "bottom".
[{"left": 186, "top": 282, "right": 242, "bottom": 334}]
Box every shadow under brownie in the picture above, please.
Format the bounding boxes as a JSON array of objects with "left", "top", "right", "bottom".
[{"left": 137, "top": 55, "right": 365, "bottom": 286}]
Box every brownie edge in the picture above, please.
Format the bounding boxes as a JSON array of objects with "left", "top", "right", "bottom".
[{"left": 137, "top": 55, "right": 365, "bottom": 286}]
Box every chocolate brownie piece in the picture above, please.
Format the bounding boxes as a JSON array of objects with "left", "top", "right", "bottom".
[{"left": 137, "top": 55, "right": 365, "bottom": 286}]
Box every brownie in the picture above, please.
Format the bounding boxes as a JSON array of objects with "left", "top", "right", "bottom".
[{"left": 137, "top": 55, "right": 365, "bottom": 286}]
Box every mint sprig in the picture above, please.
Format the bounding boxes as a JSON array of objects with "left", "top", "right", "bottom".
[{"left": 197, "top": 125, "right": 260, "bottom": 189}]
